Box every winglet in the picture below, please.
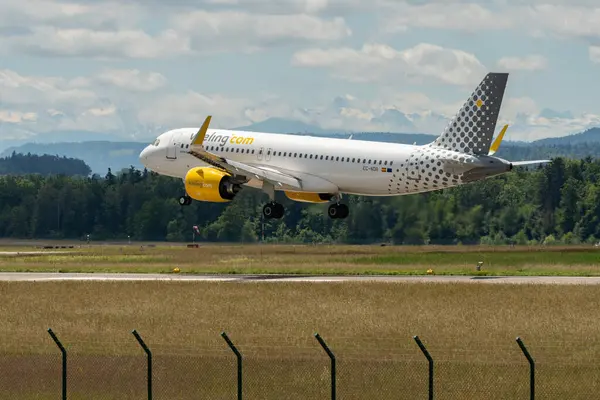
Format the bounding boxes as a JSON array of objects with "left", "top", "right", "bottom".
[
  {"left": 192, "top": 116, "right": 212, "bottom": 146},
  {"left": 489, "top": 124, "right": 508, "bottom": 155}
]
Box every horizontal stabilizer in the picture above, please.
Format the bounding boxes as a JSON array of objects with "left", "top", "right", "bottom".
[
  {"left": 512, "top": 160, "right": 551, "bottom": 166},
  {"left": 439, "top": 158, "right": 477, "bottom": 175}
]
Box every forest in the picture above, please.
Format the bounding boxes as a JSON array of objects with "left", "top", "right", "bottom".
[
  {"left": 0, "top": 152, "right": 91, "bottom": 177},
  {"left": 0, "top": 154, "right": 599, "bottom": 245}
]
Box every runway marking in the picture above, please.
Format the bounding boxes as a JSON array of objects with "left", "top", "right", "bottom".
[{"left": 0, "top": 273, "right": 599, "bottom": 285}]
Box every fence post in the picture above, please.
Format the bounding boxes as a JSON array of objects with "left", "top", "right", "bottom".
[
  {"left": 132, "top": 330, "right": 152, "bottom": 400},
  {"left": 221, "top": 332, "right": 242, "bottom": 400},
  {"left": 516, "top": 337, "right": 535, "bottom": 400},
  {"left": 314, "top": 333, "right": 336, "bottom": 400},
  {"left": 47, "top": 328, "right": 67, "bottom": 400},
  {"left": 414, "top": 336, "right": 433, "bottom": 400}
]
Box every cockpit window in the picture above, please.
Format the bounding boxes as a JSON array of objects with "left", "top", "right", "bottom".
[{"left": 153, "top": 139, "right": 160, "bottom": 146}]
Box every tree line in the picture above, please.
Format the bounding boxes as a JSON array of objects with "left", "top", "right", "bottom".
[
  {"left": 1, "top": 155, "right": 599, "bottom": 244},
  {"left": 0, "top": 152, "right": 91, "bottom": 177}
]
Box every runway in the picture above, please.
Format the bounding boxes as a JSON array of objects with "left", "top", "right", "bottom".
[{"left": 0, "top": 272, "right": 599, "bottom": 284}]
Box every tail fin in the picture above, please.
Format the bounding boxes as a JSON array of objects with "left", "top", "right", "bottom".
[{"left": 431, "top": 72, "right": 508, "bottom": 155}]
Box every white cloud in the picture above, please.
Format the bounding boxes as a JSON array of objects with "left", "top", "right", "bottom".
[
  {"left": 0, "top": 69, "right": 98, "bottom": 109},
  {"left": 99, "top": 0, "right": 368, "bottom": 15},
  {"left": 0, "top": 0, "right": 144, "bottom": 29},
  {"left": 497, "top": 55, "right": 547, "bottom": 71},
  {"left": 94, "top": 69, "right": 167, "bottom": 92},
  {"left": 502, "top": 97, "right": 540, "bottom": 120},
  {"left": 0, "top": 110, "right": 37, "bottom": 124},
  {"left": 383, "top": 3, "right": 509, "bottom": 33},
  {"left": 171, "top": 11, "right": 351, "bottom": 53},
  {"left": 381, "top": 3, "right": 600, "bottom": 41},
  {"left": 292, "top": 43, "right": 486, "bottom": 86},
  {"left": 0, "top": 2, "right": 351, "bottom": 58},
  {"left": 590, "top": 46, "right": 600, "bottom": 64},
  {"left": 204, "top": 0, "right": 332, "bottom": 14},
  {"left": 4, "top": 27, "right": 192, "bottom": 59},
  {"left": 505, "top": 112, "right": 600, "bottom": 141},
  {"left": 0, "top": 69, "right": 143, "bottom": 136},
  {"left": 137, "top": 91, "right": 252, "bottom": 128}
]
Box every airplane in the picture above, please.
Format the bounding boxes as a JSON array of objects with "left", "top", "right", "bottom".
[{"left": 139, "top": 72, "right": 549, "bottom": 220}]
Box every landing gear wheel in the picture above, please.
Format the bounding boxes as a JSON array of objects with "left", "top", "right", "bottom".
[
  {"left": 179, "top": 195, "right": 192, "bottom": 206},
  {"left": 328, "top": 203, "right": 349, "bottom": 219},
  {"left": 263, "top": 202, "right": 284, "bottom": 219}
]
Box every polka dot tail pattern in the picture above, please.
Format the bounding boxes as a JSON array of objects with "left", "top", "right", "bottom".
[{"left": 431, "top": 73, "right": 509, "bottom": 155}]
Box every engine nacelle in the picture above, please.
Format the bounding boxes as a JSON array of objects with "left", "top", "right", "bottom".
[
  {"left": 184, "top": 167, "right": 241, "bottom": 203},
  {"left": 284, "top": 191, "right": 333, "bottom": 203}
]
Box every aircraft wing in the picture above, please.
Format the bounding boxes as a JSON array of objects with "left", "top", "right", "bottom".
[{"left": 187, "top": 116, "right": 303, "bottom": 189}]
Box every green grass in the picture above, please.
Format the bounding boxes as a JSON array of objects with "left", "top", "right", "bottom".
[{"left": 0, "top": 243, "right": 599, "bottom": 276}]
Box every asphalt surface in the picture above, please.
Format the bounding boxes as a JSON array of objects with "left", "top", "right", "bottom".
[{"left": 0, "top": 272, "right": 599, "bottom": 284}]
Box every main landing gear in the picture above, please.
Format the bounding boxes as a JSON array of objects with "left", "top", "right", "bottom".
[
  {"left": 179, "top": 195, "right": 192, "bottom": 206},
  {"left": 328, "top": 203, "right": 349, "bottom": 219},
  {"left": 262, "top": 201, "right": 349, "bottom": 220},
  {"left": 263, "top": 202, "right": 284, "bottom": 219}
]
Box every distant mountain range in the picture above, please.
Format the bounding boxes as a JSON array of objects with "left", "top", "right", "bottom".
[{"left": 1, "top": 118, "right": 599, "bottom": 174}]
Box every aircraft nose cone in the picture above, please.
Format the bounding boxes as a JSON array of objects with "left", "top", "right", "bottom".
[{"left": 139, "top": 146, "right": 150, "bottom": 164}]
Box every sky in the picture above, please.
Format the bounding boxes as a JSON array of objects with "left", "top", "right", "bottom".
[{"left": 1, "top": 0, "right": 599, "bottom": 143}]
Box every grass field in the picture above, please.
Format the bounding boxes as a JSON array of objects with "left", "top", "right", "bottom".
[
  {"left": 1, "top": 243, "right": 599, "bottom": 398},
  {"left": 1, "top": 242, "right": 599, "bottom": 276},
  {"left": 0, "top": 280, "right": 598, "bottom": 399}
]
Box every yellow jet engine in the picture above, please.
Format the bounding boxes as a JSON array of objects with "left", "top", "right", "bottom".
[{"left": 184, "top": 167, "right": 241, "bottom": 202}]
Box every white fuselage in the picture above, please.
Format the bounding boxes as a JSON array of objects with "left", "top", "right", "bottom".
[{"left": 140, "top": 128, "right": 511, "bottom": 197}]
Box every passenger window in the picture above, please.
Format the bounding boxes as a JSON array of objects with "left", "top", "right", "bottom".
[
  {"left": 252, "top": 150, "right": 255, "bottom": 154},
  {"left": 336, "top": 157, "right": 339, "bottom": 161},
  {"left": 320, "top": 155, "right": 323, "bottom": 160},
  {"left": 390, "top": 161, "right": 393, "bottom": 166},
  {"left": 352, "top": 158, "right": 355, "bottom": 162},
  {"left": 325, "top": 156, "right": 329, "bottom": 160},
  {"left": 310, "top": 154, "right": 313, "bottom": 159},
  {"left": 284, "top": 152, "right": 287, "bottom": 157},
  {"left": 341, "top": 157, "right": 345, "bottom": 162},
  {"left": 236, "top": 148, "right": 239, "bottom": 153},
  {"left": 294, "top": 153, "right": 297, "bottom": 157}
]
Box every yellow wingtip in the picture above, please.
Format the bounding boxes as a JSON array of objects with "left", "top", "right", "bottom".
[
  {"left": 192, "top": 115, "right": 212, "bottom": 146},
  {"left": 489, "top": 124, "right": 508, "bottom": 155}
]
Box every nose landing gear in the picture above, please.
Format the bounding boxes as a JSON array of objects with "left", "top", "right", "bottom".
[{"left": 179, "top": 195, "right": 192, "bottom": 206}]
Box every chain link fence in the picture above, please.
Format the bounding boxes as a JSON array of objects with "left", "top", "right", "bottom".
[{"left": 0, "top": 329, "right": 597, "bottom": 399}]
